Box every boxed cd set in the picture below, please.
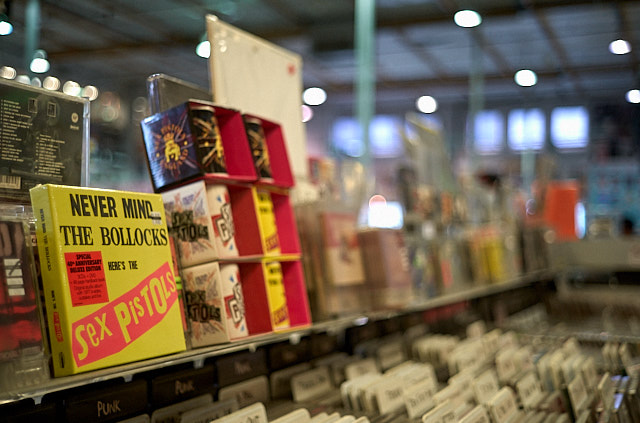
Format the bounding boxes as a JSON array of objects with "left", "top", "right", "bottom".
[
  {"left": 0, "top": 79, "right": 89, "bottom": 204},
  {"left": 140, "top": 101, "right": 257, "bottom": 192},
  {"left": 30, "top": 184, "right": 186, "bottom": 376}
]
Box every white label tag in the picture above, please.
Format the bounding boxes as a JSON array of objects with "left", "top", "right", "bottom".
[
  {"left": 270, "top": 363, "right": 311, "bottom": 399},
  {"left": 422, "top": 400, "right": 455, "bottom": 423},
  {"left": 270, "top": 409, "right": 311, "bottom": 423},
  {"left": 377, "top": 342, "right": 406, "bottom": 371},
  {"left": 404, "top": 378, "right": 437, "bottom": 419},
  {"left": 209, "top": 402, "right": 268, "bottom": 423},
  {"left": 180, "top": 398, "right": 238, "bottom": 423},
  {"left": 482, "top": 329, "right": 501, "bottom": 357},
  {"left": 581, "top": 356, "right": 599, "bottom": 390},
  {"left": 489, "top": 387, "right": 518, "bottom": 423},
  {"left": 495, "top": 348, "right": 518, "bottom": 384},
  {"left": 473, "top": 369, "right": 500, "bottom": 405},
  {"left": 345, "top": 358, "right": 379, "bottom": 381},
  {"left": 568, "top": 373, "right": 589, "bottom": 414},
  {"left": 291, "top": 367, "right": 333, "bottom": 403},
  {"left": 218, "top": 376, "right": 269, "bottom": 410},
  {"left": 516, "top": 372, "right": 542, "bottom": 409},
  {"left": 433, "top": 383, "right": 460, "bottom": 407},
  {"left": 498, "top": 331, "right": 518, "bottom": 350},
  {"left": 466, "top": 321, "right": 486, "bottom": 339},
  {"left": 458, "top": 405, "right": 491, "bottom": 423},
  {"left": 375, "top": 377, "right": 405, "bottom": 415}
]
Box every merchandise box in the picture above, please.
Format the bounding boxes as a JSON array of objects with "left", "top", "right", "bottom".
[
  {"left": 30, "top": 184, "right": 186, "bottom": 376},
  {"left": 242, "top": 114, "right": 295, "bottom": 189},
  {"left": 162, "top": 180, "right": 239, "bottom": 268},
  {"left": 0, "top": 79, "right": 89, "bottom": 204},
  {"left": 0, "top": 208, "right": 50, "bottom": 394},
  {"left": 226, "top": 184, "right": 301, "bottom": 258},
  {"left": 357, "top": 228, "right": 414, "bottom": 310},
  {"left": 182, "top": 261, "right": 248, "bottom": 347},
  {"left": 236, "top": 258, "right": 311, "bottom": 335},
  {"left": 140, "top": 101, "right": 257, "bottom": 192}
]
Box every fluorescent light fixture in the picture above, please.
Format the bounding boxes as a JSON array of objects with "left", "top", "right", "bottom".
[
  {"left": 626, "top": 89, "right": 640, "bottom": 104},
  {"left": 62, "top": 80, "right": 82, "bottom": 96},
  {"left": 454, "top": 10, "right": 481, "bottom": 28},
  {"left": 416, "top": 95, "right": 437, "bottom": 113},
  {"left": 82, "top": 85, "right": 100, "bottom": 101},
  {"left": 514, "top": 69, "right": 537, "bottom": 87},
  {"left": 30, "top": 49, "right": 50, "bottom": 74},
  {"left": 302, "top": 87, "right": 327, "bottom": 106},
  {"left": 0, "top": 66, "right": 16, "bottom": 79},
  {"left": 196, "top": 40, "right": 210, "bottom": 58},
  {"left": 43, "top": 76, "right": 60, "bottom": 90},
  {"left": 16, "top": 75, "right": 30, "bottom": 84},
  {"left": 0, "top": 14, "right": 12, "bottom": 36},
  {"left": 609, "top": 39, "right": 631, "bottom": 55},
  {"left": 301, "top": 105, "right": 313, "bottom": 122}
]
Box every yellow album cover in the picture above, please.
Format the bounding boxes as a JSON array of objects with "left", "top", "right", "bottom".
[
  {"left": 263, "top": 261, "right": 289, "bottom": 331},
  {"left": 30, "top": 184, "right": 186, "bottom": 376},
  {"left": 254, "top": 189, "right": 280, "bottom": 256}
]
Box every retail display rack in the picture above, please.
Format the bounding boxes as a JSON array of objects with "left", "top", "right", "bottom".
[{"left": 0, "top": 270, "right": 554, "bottom": 405}]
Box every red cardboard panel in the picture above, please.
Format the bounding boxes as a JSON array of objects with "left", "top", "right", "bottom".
[
  {"left": 237, "top": 262, "right": 272, "bottom": 335},
  {"left": 280, "top": 260, "right": 311, "bottom": 328},
  {"left": 244, "top": 114, "right": 295, "bottom": 189}
]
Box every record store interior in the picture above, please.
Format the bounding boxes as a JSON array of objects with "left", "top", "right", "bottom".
[{"left": 1, "top": 1, "right": 640, "bottom": 422}]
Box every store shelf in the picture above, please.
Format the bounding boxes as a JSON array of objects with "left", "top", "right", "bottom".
[{"left": 0, "top": 270, "right": 553, "bottom": 405}]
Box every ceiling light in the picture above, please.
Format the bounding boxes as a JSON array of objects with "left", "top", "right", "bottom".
[
  {"left": 626, "top": 89, "right": 640, "bottom": 104},
  {"left": 514, "top": 69, "right": 537, "bottom": 87},
  {"left": 15, "top": 75, "right": 30, "bottom": 85},
  {"left": 0, "top": 14, "right": 12, "bottom": 36},
  {"left": 30, "top": 49, "right": 50, "bottom": 73},
  {"left": 82, "top": 85, "right": 99, "bottom": 101},
  {"left": 609, "top": 39, "right": 631, "bottom": 55},
  {"left": 302, "top": 87, "right": 327, "bottom": 106},
  {"left": 454, "top": 10, "right": 482, "bottom": 28},
  {"left": 62, "top": 80, "right": 82, "bottom": 96},
  {"left": 31, "top": 77, "right": 42, "bottom": 88},
  {"left": 0, "top": 66, "right": 16, "bottom": 79},
  {"left": 416, "top": 95, "right": 438, "bottom": 113},
  {"left": 196, "top": 40, "right": 210, "bottom": 58},
  {"left": 43, "top": 76, "right": 60, "bottom": 90},
  {"left": 301, "top": 105, "right": 313, "bottom": 122}
]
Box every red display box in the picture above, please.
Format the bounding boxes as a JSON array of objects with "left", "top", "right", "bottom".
[
  {"left": 243, "top": 114, "right": 295, "bottom": 189},
  {"left": 236, "top": 258, "right": 311, "bottom": 336},
  {"left": 226, "top": 184, "right": 301, "bottom": 258},
  {"left": 141, "top": 101, "right": 257, "bottom": 192}
]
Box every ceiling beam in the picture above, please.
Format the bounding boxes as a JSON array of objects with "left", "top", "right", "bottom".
[
  {"left": 395, "top": 27, "right": 451, "bottom": 80},
  {"left": 531, "top": 8, "right": 584, "bottom": 94},
  {"left": 322, "top": 61, "right": 639, "bottom": 94}
]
